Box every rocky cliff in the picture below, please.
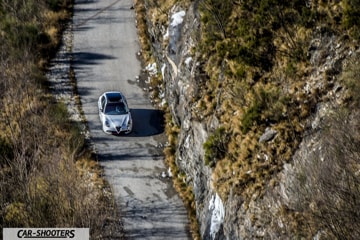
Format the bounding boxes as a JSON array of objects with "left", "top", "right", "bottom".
[
  {"left": 139, "top": 0, "right": 360, "bottom": 239},
  {"left": 144, "top": 3, "right": 224, "bottom": 238}
]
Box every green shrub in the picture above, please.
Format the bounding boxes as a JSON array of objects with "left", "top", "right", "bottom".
[
  {"left": 4, "top": 202, "right": 30, "bottom": 227},
  {"left": 199, "top": 0, "right": 233, "bottom": 39},
  {"left": 241, "top": 86, "right": 287, "bottom": 133},
  {"left": 50, "top": 102, "right": 69, "bottom": 123},
  {"left": 203, "top": 127, "right": 229, "bottom": 167},
  {"left": 241, "top": 102, "right": 262, "bottom": 134}
]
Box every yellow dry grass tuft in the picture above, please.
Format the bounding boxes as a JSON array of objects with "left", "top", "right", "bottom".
[{"left": 46, "top": 26, "right": 59, "bottom": 46}]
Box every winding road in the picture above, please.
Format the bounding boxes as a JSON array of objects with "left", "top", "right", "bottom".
[{"left": 72, "top": 0, "right": 190, "bottom": 239}]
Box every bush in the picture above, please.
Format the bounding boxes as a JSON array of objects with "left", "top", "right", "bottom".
[
  {"left": 203, "top": 127, "right": 229, "bottom": 167},
  {"left": 1, "top": 21, "right": 38, "bottom": 50},
  {"left": 241, "top": 86, "right": 286, "bottom": 133},
  {"left": 4, "top": 202, "right": 30, "bottom": 227},
  {"left": 199, "top": 0, "right": 233, "bottom": 39},
  {"left": 241, "top": 102, "right": 262, "bottom": 134}
]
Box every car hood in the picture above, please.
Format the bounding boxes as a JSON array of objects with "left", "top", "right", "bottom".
[{"left": 107, "top": 114, "right": 131, "bottom": 128}]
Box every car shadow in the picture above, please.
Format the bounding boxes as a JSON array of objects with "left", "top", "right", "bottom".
[{"left": 111, "top": 108, "right": 165, "bottom": 137}]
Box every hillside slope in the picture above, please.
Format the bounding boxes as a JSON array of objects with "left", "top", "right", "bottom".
[
  {"left": 0, "top": 1, "right": 123, "bottom": 238},
  {"left": 137, "top": 0, "right": 360, "bottom": 239}
]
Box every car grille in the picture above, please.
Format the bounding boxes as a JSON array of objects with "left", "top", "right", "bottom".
[{"left": 116, "top": 126, "right": 121, "bottom": 132}]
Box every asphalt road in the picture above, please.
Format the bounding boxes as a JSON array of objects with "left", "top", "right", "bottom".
[{"left": 72, "top": 0, "right": 191, "bottom": 239}]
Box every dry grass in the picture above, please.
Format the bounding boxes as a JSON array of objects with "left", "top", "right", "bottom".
[
  {"left": 132, "top": 0, "right": 360, "bottom": 238},
  {"left": 133, "top": 0, "right": 151, "bottom": 62},
  {"left": 163, "top": 110, "right": 201, "bottom": 239},
  {"left": 46, "top": 26, "right": 59, "bottom": 45},
  {"left": 0, "top": 1, "right": 123, "bottom": 237},
  {"left": 165, "top": 154, "right": 201, "bottom": 239}
]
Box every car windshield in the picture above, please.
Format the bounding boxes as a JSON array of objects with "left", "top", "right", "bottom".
[{"left": 105, "top": 102, "right": 128, "bottom": 115}]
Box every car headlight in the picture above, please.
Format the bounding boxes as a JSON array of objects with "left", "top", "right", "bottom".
[{"left": 105, "top": 119, "right": 110, "bottom": 127}]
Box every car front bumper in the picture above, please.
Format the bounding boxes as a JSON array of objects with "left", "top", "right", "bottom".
[{"left": 103, "top": 124, "right": 132, "bottom": 135}]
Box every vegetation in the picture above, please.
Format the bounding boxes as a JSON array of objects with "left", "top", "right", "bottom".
[
  {"left": 288, "top": 108, "right": 360, "bottom": 239},
  {"left": 0, "top": 0, "right": 122, "bottom": 238},
  {"left": 163, "top": 110, "right": 201, "bottom": 240},
  {"left": 134, "top": 0, "right": 201, "bottom": 238},
  {"left": 136, "top": 0, "right": 360, "bottom": 238},
  {"left": 197, "top": 0, "right": 360, "bottom": 238},
  {"left": 342, "top": 0, "right": 360, "bottom": 38},
  {"left": 203, "top": 127, "right": 229, "bottom": 167}
]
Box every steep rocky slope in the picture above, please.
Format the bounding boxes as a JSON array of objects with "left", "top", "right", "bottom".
[{"left": 137, "top": 0, "right": 360, "bottom": 239}]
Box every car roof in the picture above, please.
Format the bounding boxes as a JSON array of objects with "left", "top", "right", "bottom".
[{"left": 105, "top": 92, "right": 124, "bottom": 102}]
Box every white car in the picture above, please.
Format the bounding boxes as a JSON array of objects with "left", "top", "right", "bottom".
[{"left": 98, "top": 91, "right": 133, "bottom": 134}]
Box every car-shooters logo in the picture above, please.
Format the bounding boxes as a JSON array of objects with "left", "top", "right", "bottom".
[{"left": 3, "top": 228, "right": 89, "bottom": 240}]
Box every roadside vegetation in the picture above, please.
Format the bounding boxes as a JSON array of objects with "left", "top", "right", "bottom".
[
  {"left": 0, "top": 0, "right": 122, "bottom": 238},
  {"left": 197, "top": 0, "right": 360, "bottom": 237},
  {"left": 133, "top": 0, "right": 202, "bottom": 238},
  {"left": 136, "top": 0, "right": 360, "bottom": 238}
]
